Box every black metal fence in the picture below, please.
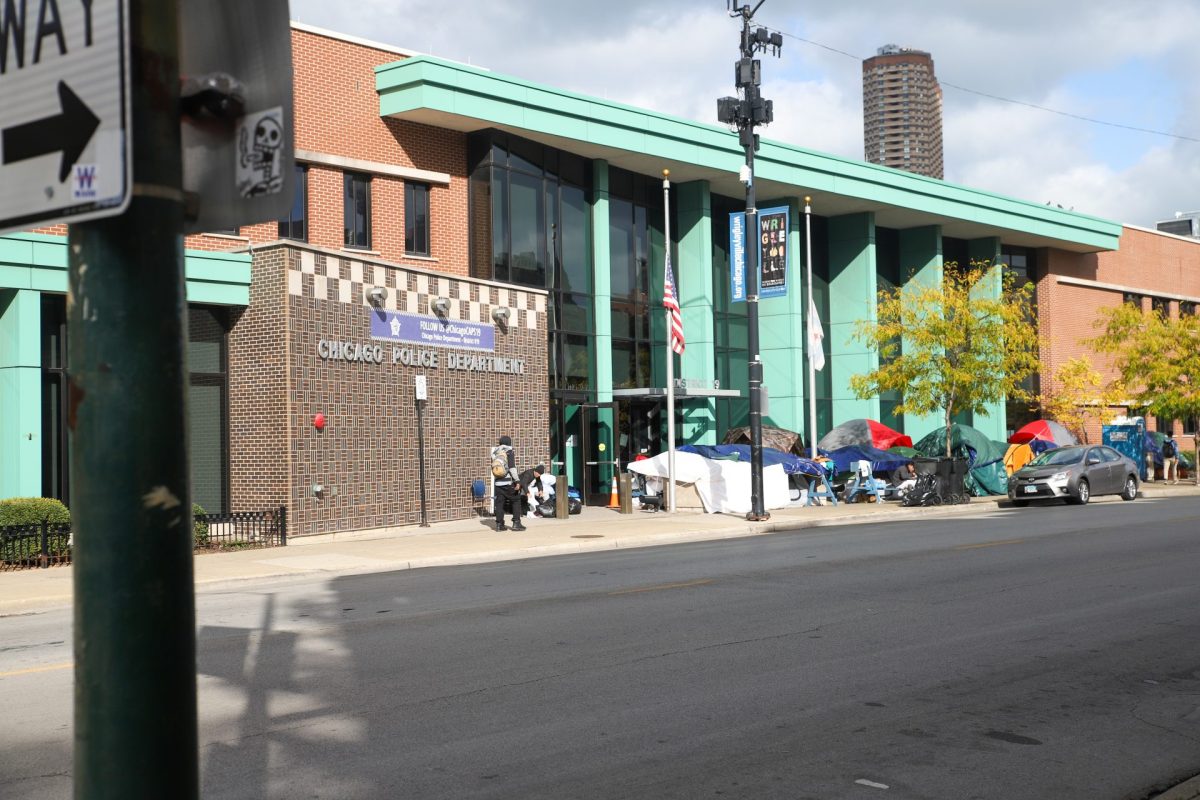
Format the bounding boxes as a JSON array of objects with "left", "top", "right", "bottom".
[
  {"left": 194, "top": 506, "right": 287, "bottom": 551},
  {"left": 0, "top": 506, "right": 287, "bottom": 571},
  {"left": 0, "top": 521, "right": 73, "bottom": 571}
]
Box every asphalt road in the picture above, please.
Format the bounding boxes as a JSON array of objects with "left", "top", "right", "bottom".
[{"left": 2, "top": 497, "right": 1199, "bottom": 799}]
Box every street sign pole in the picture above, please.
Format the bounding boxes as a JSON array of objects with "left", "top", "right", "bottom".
[{"left": 70, "top": 1, "right": 199, "bottom": 798}]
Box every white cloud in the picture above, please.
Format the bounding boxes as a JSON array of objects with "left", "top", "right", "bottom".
[{"left": 290, "top": 0, "right": 1200, "bottom": 226}]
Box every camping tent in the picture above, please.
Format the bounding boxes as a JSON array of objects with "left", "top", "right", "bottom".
[
  {"left": 1009, "top": 420, "right": 1078, "bottom": 454},
  {"left": 817, "top": 419, "right": 913, "bottom": 451},
  {"left": 914, "top": 424, "right": 1010, "bottom": 495},
  {"left": 1003, "top": 442, "right": 1039, "bottom": 475},
  {"left": 628, "top": 451, "right": 791, "bottom": 515},
  {"left": 679, "top": 444, "right": 825, "bottom": 477},
  {"left": 818, "top": 444, "right": 911, "bottom": 476},
  {"left": 723, "top": 425, "right": 807, "bottom": 456}
]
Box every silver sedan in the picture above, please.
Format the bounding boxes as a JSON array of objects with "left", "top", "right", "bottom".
[{"left": 1008, "top": 444, "right": 1139, "bottom": 506}]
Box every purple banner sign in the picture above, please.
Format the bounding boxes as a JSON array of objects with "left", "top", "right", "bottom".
[{"left": 370, "top": 310, "right": 495, "bottom": 352}]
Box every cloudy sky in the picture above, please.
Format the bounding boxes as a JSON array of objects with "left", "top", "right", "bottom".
[{"left": 290, "top": 0, "right": 1200, "bottom": 228}]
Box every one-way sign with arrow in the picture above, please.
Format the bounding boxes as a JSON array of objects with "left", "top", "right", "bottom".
[{"left": 0, "top": 0, "right": 130, "bottom": 234}]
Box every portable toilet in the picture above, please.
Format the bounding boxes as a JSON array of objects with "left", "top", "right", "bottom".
[{"left": 1103, "top": 417, "right": 1147, "bottom": 480}]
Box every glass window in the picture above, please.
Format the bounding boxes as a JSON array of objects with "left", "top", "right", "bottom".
[
  {"left": 509, "top": 170, "right": 545, "bottom": 287},
  {"left": 343, "top": 171, "right": 371, "bottom": 249},
  {"left": 1180, "top": 300, "right": 1196, "bottom": 316},
  {"left": 278, "top": 164, "right": 307, "bottom": 241},
  {"left": 405, "top": 182, "right": 430, "bottom": 256},
  {"left": 1152, "top": 297, "right": 1169, "bottom": 317}
]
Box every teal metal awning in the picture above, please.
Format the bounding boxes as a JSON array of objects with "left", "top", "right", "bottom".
[{"left": 376, "top": 56, "right": 1121, "bottom": 254}]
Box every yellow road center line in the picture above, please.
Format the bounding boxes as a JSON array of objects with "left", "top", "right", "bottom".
[
  {"left": 0, "top": 661, "right": 73, "bottom": 679},
  {"left": 956, "top": 539, "right": 1026, "bottom": 550},
  {"left": 609, "top": 578, "right": 714, "bottom": 596}
]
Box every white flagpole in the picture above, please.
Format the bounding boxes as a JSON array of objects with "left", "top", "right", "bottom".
[
  {"left": 806, "top": 196, "right": 817, "bottom": 460},
  {"left": 663, "top": 170, "right": 676, "bottom": 513}
]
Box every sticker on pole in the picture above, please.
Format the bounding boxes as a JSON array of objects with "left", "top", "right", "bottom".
[{"left": 0, "top": 0, "right": 131, "bottom": 235}]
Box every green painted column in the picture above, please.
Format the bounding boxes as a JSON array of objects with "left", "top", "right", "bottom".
[
  {"left": 827, "top": 213, "right": 879, "bottom": 423},
  {"left": 0, "top": 289, "right": 42, "bottom": 499},
  {"left": 758, "top": 197, "right": 804, "bottom": 435},
  {"left": 676, "top": 180, "right": 717, "bottom": 444},
  {"left": 969, "top": 237, "right": 1006, "bottom": 441},
  {"left": 590, "top": 160, "right": 615, "bottom": 482},
  {"left": 899, "top": 226, "right": 944, "bottom": 440}
]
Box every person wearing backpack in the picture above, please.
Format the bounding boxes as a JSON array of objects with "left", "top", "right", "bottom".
[
  {"left": 1162, "top": 433, "right": 1179, "bottom": 484},
  {"left": 490, "top": 436, "right": 526, "bottom": 531}
]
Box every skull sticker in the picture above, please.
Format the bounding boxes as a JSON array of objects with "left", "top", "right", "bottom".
[{"left": 237, "top": 107, "right": 286, "bottom": 198}]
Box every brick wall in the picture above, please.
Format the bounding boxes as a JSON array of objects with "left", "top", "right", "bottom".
[
  {"left": 228, "top": 247, "right": 292, "bottom": 513},
  {"left": 1040, "top": 227, "right": 1200, "bottom": 445},
  {"left": 229, "top": 242, "right": 548, "bottom": 536},
  {"left": 183, "top": 26, "right": 470, "bottom": 274}
]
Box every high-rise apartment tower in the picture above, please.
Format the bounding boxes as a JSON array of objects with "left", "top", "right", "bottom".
[{"left": 862, "top": 44, "right": 944, "bottom": 179}]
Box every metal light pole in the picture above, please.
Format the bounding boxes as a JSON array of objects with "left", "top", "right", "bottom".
[
  {"left": 718, "top": 1, "right": 782, "bottom": 521},
  {"left": 71, "top": 1, "right": 199, "bottom": 797}
]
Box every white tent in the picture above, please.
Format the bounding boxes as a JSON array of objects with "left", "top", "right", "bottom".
[{"left": 628, "top": 451, "right": 791, "bottom": 515}]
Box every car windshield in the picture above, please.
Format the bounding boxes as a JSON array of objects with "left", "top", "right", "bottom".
[{"left": 1028, "top": 448, "right": 1084, "bottom": 466}]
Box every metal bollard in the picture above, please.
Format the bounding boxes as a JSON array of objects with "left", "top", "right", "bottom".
[
  {"left": 618, "top": 473, "right": 633, "bottom": 514},
  {"left": 556, "top": 472, "right": 569, "bottom": 519}
]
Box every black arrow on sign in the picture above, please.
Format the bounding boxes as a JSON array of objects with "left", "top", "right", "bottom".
[{"left": 2, "top": 81, "right": 101, "bottom": 183}]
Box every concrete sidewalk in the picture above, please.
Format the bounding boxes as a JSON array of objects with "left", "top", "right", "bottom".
[{"left": 2, "top": 482, "right": 1196, "bottom": 614}]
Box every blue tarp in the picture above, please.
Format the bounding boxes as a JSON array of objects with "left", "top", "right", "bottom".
[
  {"left": 817, "top": 444, "right": 912, "bottom": 475},
  {"left": 678, "top": 444, "right": 826, "bottom": 478}
]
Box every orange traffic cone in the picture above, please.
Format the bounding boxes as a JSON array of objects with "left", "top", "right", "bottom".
[{"left": 607, "top": 475, "right": 620, "bottom": 508}]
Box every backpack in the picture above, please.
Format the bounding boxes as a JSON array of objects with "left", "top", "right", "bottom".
[
  {"left": 1163, "top": 440, "right": 1175, "bottom": 458},
  {"left": 490, "top": 445, "right": 513, "bottom": 480}
]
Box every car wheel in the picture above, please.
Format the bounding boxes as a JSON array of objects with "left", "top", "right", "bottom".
[
  {"left": 1069, "top": 478, "right": 1090, "bottom": 505},
  {"left": 1121, "top": 475, "right": 1137, "bottom": 501}
]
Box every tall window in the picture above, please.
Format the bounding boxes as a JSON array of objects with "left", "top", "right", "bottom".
[
  {"left": 1151, "top": 296, "right": 1169, "bottom": 317},
  {"left": 467, "top": 130, "right": 593, "bottom": 393},
  {"left": 39, "top": 298, "right": 230, "bottom": 512},
  {"left": 41, "top": 296, "right": 69, "bottom": 503},
  {"left": 343, "top": 171, "right": 371, "bottom": 249},
  {"left": 405, "top": 182, "right": 430, "bottom": 256},
  {"left": 1001, "top": 246, "right": 1039, "bottom": 432},
  {"left": 188, "top": 308, "right": 230, "bottom": 513},
  {"left": 278, "top": 164, "right": 307, "bottom": 241}
]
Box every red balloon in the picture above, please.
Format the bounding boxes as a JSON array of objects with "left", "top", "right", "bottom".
[{"left": 313, "top": 413, "right": 326, "bottom": 430}]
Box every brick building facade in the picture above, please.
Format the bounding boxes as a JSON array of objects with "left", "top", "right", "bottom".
[{"left": 1039, "top": 225, "right": 1200, "bottom": 448}]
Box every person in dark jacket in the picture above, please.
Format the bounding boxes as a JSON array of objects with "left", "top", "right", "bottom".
[
  {"left": 518, "top": 464, "right": 547, "bottom": 516},
  {"left": 491, "top": 436, "right": 525, "bottom": 531},
  {"left": 1163, "top": 433, "right": 1179, "bottom": 484}
]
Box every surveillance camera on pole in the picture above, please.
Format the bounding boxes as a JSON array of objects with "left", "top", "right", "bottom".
[{"left": 718, "top": 0, "right": 782, "bottom": 521}]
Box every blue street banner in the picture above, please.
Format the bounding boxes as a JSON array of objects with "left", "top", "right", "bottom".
[
  {"left": 758, "top": 205, "right": 789, "bottom": 299},
  {"left": 729, "top": 211, "right": 746, "bottom": 302},
  {"left": 730, "top": 207, "right": 790, "bottom": 301}
]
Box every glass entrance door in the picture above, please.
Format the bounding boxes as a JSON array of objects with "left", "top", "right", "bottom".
[{"left": 551, "top": 398, "right": 617, "bottom": 505}]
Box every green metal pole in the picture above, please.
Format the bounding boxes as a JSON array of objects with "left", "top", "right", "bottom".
[{"left": 70, "top": 1, "right": 198, "bottom": 798}]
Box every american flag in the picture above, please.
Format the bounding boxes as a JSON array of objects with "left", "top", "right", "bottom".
[{"left": 663, "top": 253, "right": 685, "bottom": 354}]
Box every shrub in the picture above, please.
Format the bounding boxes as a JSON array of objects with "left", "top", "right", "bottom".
[
  {"left": 0, "top": 497, "right": 71, "bottom": 527},
  {"left": 0, "top": 498, "right": 71, "bottom": 564},
  {"left": 193, "top": 503, "right": 210, "bottom": 548}
]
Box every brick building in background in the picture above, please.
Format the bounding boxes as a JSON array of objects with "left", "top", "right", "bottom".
[
  {"left": 1039, "top": 225, "right": 1200, "bottom": 448},
  {"left": 862, "top": 45, "right": 944, "bottom": 179}
]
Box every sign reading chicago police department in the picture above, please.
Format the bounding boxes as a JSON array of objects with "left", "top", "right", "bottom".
[{"left": 369, "top": 310, "right": 495, "bottom": 352}]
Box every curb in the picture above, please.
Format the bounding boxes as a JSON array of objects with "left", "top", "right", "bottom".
[{"left": 1154, "top": 775, "right": 1200, "bottom": 800}]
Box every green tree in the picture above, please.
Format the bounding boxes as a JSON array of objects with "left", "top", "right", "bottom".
[
  {"left": 850, "top": 261, "right": 1040, "bottom": 457},
  {"left": 1088, "top": 303, "right": 1200, "bottom": 483},
  {"left": 1037, "top": 356, "right": 1120, "bottom": 444}
]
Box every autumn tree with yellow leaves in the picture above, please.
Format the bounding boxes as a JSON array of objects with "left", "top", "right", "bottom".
[{"left": 851, "top": 261, "right": 1040, "bottom": 457}]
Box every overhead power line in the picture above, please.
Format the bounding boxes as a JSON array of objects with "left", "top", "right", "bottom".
[{"left": 766, "top": 26, "right": 1199, "bottom": 144}]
